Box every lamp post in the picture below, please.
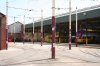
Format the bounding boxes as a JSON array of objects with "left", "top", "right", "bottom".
[
  {"left": 51, "top": 0, "right": 56, "bottom": 59},
  {"left": 69, "top": 0, "right": 72, "bottom": 50}
]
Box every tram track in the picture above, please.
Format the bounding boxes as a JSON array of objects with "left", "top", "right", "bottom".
[
  {"left": 0, "top": 44, "right": 44, "bottom": 66},
  {"left": 1, "top": 44, "right": 100, "bottom": 66},
  {"left": 56, "top": 46, "right": 100, "bottom": 63},
  {"left": 57, "top": 52, "right": 98, "bottom": 63},
  {"left": 79, "top": 48, "right": 100, "bottom": 58},
  {"left": 0, "top": 45, "right": 26, "bottom": 62}
]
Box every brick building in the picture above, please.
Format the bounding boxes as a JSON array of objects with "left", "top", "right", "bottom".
[{"left": 0, "top": 12, "right": 7, "bottom": 50}]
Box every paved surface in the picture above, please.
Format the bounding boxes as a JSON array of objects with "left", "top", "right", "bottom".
[{"left": 0, "top": 42, "right": 100, "bottom": 66}]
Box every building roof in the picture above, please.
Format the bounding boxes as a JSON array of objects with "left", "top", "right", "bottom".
[
  {"left": 0, "top": 12, "right": 5, "bottom": 17},
  {"left": 25, "top": 5, "right": 100, "bottom": 29},
  {"left": 8, "top": 21, "right": 23, "bottom": 26},
  {"left": 8, "top": 21, "right": 23, "bottom": 33}
]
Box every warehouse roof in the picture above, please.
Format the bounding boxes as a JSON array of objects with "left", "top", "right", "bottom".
[{"left": 25, "top": 5, "right": 100, "bottom": 29}]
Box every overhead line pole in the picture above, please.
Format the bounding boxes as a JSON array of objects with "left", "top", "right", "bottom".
[
  {"left": 76, "top": 7, "right": 78, "bottom": 47},
  {"left": 23, "top": 15, "right": 25, "bottom": 44},
  {"left": 26, "top": 16, "right": 40, "bottom": 44},
  {"left": 32, "top": 18, "right": 34, "bottom": 44},
  {"left": 41, "top": 9, "right": 43, "bottom": 46},
  {"left": 51, "top": 0, "right": 56, "bottom": 59},
  {"left": 69, "top": 0, "right": 72, "bottom": 50},
  {"left": 76, "top": 7, "right": 78, "bottom": 35},
  {"left": 6, "top": 0, "right": 8, "bottom": 49},
  {"left": 14, "top": 17, "right": 16, "bottom": 44}
]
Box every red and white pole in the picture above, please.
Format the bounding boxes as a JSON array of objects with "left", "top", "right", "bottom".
[
  {"left": 41, "top": 9, "right": 43, "bottom": 46},
  {"left": 69, "top": 0, "right": 72, "bottom": 50},
  {"left": 51, "top": 0, "right": 56, "bottom": 59}
]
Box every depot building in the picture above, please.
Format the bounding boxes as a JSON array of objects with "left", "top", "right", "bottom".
[
  {"left": 8, "top": 5, "right": 100, "bottom": 44},
  {"left": 25, "top": 5, "right": 100, "bottom": 43}
]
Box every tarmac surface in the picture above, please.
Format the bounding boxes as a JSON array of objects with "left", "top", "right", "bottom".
[{"left": 0, "top": 42, "right": 100, "bottom": 66}]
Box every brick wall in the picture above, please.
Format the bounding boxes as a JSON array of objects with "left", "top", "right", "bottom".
[{"left": 0, "top": 15, "right": 7, "bottom": 50}]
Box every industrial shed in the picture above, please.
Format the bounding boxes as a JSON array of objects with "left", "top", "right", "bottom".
[
  {"left": 25, "top": 5, "right": 100, "bottom": 43},
  {"left": 8, "top": 22, "right": 23, "bottom": 42}
]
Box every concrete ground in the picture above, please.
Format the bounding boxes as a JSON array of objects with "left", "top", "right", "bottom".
[{"left": 0, "top": 42, "right": 100, "bottom": 66}]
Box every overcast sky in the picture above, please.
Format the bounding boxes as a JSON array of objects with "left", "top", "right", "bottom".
[{"left": 0, "top": 0, "right": 100, "bottom": 25}]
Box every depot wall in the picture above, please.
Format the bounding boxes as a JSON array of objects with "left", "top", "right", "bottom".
[{"left": 0, "top": 13, "right": 7, "bottom": 50}]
